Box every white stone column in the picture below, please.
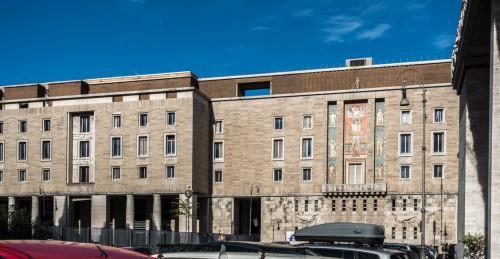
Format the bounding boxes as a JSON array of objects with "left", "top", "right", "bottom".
[
  {"left": 190, "top": 195, "right": 198, "bottom": 233},
  {"left": 126, "top": 195, "right": 134, "bottom": 230},
  {"left": 91, "top": 195, "right": 107, "bottom": 228},
  {"left": 31, "top": 196, "right": 39, "bottom": 222},
  {"left": 490, "top": 3, "right": 500, "bottom": 257},
  {"left": 152, "top": 194, "right": 161, "bottom": 231},
  {"left": 8, "top": 197, "right": 15, "bottom": 212},
  {"left": 53, "top": 196, "right": 68, "bottom": 227}
]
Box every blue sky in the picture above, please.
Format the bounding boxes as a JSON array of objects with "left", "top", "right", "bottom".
[{"left": 0, "top": 0, "right": 461, "bottom": 86}]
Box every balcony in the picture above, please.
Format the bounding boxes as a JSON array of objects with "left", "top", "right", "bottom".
[{"left": 321, "top": 183, "right": 387, "bottom": 196}]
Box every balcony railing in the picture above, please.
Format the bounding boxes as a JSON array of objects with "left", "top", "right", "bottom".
[{"left": 321, "top": 183, "right": 387, "bottom": 196}]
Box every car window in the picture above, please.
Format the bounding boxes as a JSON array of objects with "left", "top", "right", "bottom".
[
  {"left": 358, "top": 252, "right": 380, "bottom": 259},
  {"left": 390, "top": 254, "right": 407, "bottom": 259},
  {"left": 343, "top": 250, "right": 355, "bottom": 259},
  {"left": 310, "top": 248, "right": 344, "bottom": 257}
]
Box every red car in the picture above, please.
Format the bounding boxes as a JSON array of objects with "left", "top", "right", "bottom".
[{"left": 0, "top": 240, "right": 152, "bottom": 259}]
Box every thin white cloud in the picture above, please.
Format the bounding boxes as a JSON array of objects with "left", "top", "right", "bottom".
[
  {"left": 433, "top": 34, "right": 454, "bottom": 50},
  {"left": 251, "top": 26, "right": 277, "bottom": 32},
  {"left": 323, "top": 15, "right": 362, "bottom": 42},
  {"left": 357, "top": 23, "right": 391, "bottom": 40},
  {"left": 293, "top": 8, "right": 314, "bottom": 17}
]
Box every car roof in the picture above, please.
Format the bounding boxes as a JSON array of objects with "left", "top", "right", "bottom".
[
  {"left": 298, "top": 243, "right": 407, "bottom": 255},
  {"left": 0, "top": 240, "right": 152, "bottom": 259}
]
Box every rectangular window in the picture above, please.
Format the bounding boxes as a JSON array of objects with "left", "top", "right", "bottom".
[
  {"left": 111, "top": 137, "right": 121, "bottom": 157},
  {"left": 434, "top": 165, "right": 443, "bottom": 178},
  {"left": 19, "top": 120, "right": 27, "bottom": 133},
  {"left": 0, "top": 122, "right": 3, "bottom": 134},
  {"left": 112, "top": 167, "right": 121, "bottom": 180},
  {"left": 401, "top": 110, "right": 412, "bottom": 124},
  {"left": 213, "top": 141, "right": 224, "bottom": 161},
  {"left": 273, "top": 169, "right": 282, "bottom": 182},
  {"left": 414, "top": 199, "right": 418, "bottom": 211},
  {"left": 80, "top": 116, "right": 90, "bottom": 133},
  {"left": 214, "top": 170, "right": 223, "bottom": 183},
  {"left": 414, "top": 227, "right": 418, "bottom": 239},
  {"left": 139, "top": 113, "right": 148, "bottom": 126},
  {"left": 374, "top": 199, "right": 378, "bottom": 211},
  {"left": 401, "top": 165, "right": 411, "bottom": 179},
  {"left": 167, "top": 112, "right": 176, "bottom": 125},
  {"left": 165, "top": 134, "right": 176, "bottom": 156},
  {"left": 353, "top": 200, "right": 357, "bottom": 212},
  {"left": 301, "top": 137, "right": 313, "bottom": 158},
  {"left": 295, "top": 200, "right": 299, "bottom": 213},
  {"left": 342, "top": 200, "right": 346, "bottom": 211},
  {"left": 392, "top": 227, "right": 396, "bottom": 239},
  {"left": 42, "top": 119, "right": 51, "bottom": 132},
  {"left": 363, "top": 199, "right": 367, "bottom": 211},
  {"left": 0, "top": 170, "right": 3, "bottom": 182},
  {"left": 315, "top": 200, "right": 319, "bottom": 212},
  {"left": 138, "top": 135, "right": 149, "bottom": 157},
  {"left": 432, "top": 132, "right": 445, "bottom": 154},
  {"left": 0, "top": 142, "right": 4, "bottom": 162},
  {"left": 18, "top": 141, "right": 27, "bottom": 161},
  {"left": 348, "top": 163, "right": 363, "bottom": 184},
  {"left": 42, "top": 169, "right": 50, "bottom": 182},
  {"left": 403, "top": 199, "right": 407, "bottom": 211},
  {"left": 272, "top": 139, "right": 284, "bottom": 160},
  {"left": 434, "top": 108, "right": 444, "bottom": 123},
  {"left": 79, "top": 166, "right": 90, "bottom": 183},
  {"left": 214, "top": 120, "right": 223, "bottom": 133},
  {"left": 113, "top": 115, "right": 121, "bottom": 128},
  {"left": 332, "top": 200, "right": 336, "bottom": 211},
  {"left": 305, "top": 200, "right": 309, "bottom": 212},
  {"left": 274, "top": 117, "right": 283, "bottom": 130},
  {"left": 302, "top": 168, "right": 312, "bottom": 181},
  {"left": 403, "top": 227, "right": 407, "bottom": 239},
  {"left": 41, "top": 140, "right": 51, "bottom": 160},
  {"left": 138, "top": 166, "right": 147, "bottom": 179},
  {"left": 19, "top": 170, "right": 27, "bottom": 182},
  {"left": 166, "top": 165, "right": 175, "bottom": 179},
  {"left": 399, "top": 133, "right": 412, "bottom": 155},
  {"left": 79, "top": 141, "right": 90, "bottom": 158},
  {"left": 392, "top": 199, "right": 396, "bottom": 211},
  {"left": 302, "top": 115, "right": 312, "bottom": 129}
]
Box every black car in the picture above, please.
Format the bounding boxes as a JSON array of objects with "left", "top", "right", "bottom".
[
  {"left": 125, "top": 246, "right": 159, "bottom": 256},
  {"left": 383, "top": 243, "right": 421, "bottom": 259}
]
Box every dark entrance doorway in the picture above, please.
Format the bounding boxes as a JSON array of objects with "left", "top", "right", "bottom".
[{"left": 234, "top": 197, "right": 261, "bottom": 238}]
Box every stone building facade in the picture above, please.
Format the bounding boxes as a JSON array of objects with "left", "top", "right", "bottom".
[{"left": 0, "top": 60, "right": 458, "bottom": 245}]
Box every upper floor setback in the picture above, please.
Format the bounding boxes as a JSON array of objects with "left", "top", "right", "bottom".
[{"left": 0, "top": 60, "right": 452, "bottom": 105}]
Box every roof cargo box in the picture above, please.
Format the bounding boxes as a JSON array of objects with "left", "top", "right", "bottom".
[{"left": 294, "top": 222, "right": 385, "bottom": 245}]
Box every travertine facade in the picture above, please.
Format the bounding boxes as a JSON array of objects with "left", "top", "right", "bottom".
[{"left": 0, "top": 60, "right": 458, "bottom": 245}]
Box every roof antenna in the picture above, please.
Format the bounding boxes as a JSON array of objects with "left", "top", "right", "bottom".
[{"left": 352, "top": 77, "right": 360, "bottom": 91}]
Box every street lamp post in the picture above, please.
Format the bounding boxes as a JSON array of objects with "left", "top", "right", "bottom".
[
  {"left": 184, "top": 185, "right": 193, "bottom": 239},
  {"left": 39, "top": 186, "right": 45, "bottom": 223},
  {"left": 249, "top": 182, "right": 261, "bottom": 237},
  {"left": 399, "top": 69, "right": 426, "bottom": 259}
]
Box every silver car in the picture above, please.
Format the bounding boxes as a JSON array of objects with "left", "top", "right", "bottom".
[{"left": 296, "top": 244, "right": 408, "bottom": 259}]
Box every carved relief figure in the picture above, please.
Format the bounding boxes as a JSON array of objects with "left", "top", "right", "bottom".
[
  {"left": 376, "top": 137, "right": 383, "bottom": 156},
  {"left": 376, "top": 109, "right": 384, "bottom": 125},
  {"left": 328, "top": 140, "right": 337, "bottom": 157},
  {"left": 328, "top": 163, "right": 336, "bottom": 181},
  {"left": 376, "top": 163, "right": 384, "bottom": 179},
  {"left": 329, "top": 111, "right": 337, "bottom": 127}
]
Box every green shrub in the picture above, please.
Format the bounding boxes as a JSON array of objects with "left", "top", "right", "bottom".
[{"left": 461, "top": 233, "right": 486, "bottom": 259}]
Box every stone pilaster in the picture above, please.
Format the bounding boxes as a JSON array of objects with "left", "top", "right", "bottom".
[
  {"left": 126, "top": 195, "right": 134, "bottom": 230},
  {"left": 53, "top": 196, "right": 68, "bottom": 227},
  {"left": 31, "top": 196, "right": 39, "bottom": 222},
  {"left": 152, "top": 194, "right": 161, "bottom": 231}
]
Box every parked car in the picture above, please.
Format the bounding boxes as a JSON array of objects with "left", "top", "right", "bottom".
[
  {"left": 297, "top": 243, "right": 408, "bottom": 259},
  {"left": 152, "top": 242, "right": 323, "bottom": 258},
  {"left": 383, "top": 243, "right": 421, "bottom": 259},
  {"left": 124, "top": 245, "right": 159, "bottom": 256},
  {"left": 0, "top": 240, "right": 152, "bottom": 259}
]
